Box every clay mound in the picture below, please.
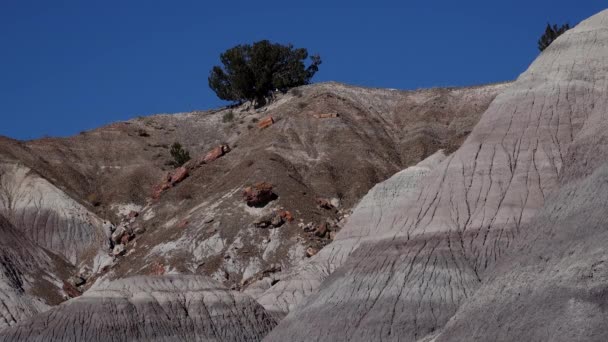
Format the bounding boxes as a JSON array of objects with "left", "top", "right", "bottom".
[
  {"left": 432, "top": 9, "right": 608, "bottom": 341},
  {"left": 0, "top": 214, "right": 70, "bottom": 331},
  {"left": 0, "top": 162, "right": 107, "bottom": 265},
  {"left": 252, "top": 150, "right": 447, "bottom": 315},
  {"left": 0, "top": 275, "right": 276, "bottom": 342},
  {"left": 264, "top": 9, "right": 608, "bottom": 342}
]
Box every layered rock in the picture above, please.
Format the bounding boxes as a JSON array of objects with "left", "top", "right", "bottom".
[
  {"left": 264, "top": 10, "right": 608, "bottom": 341},
  {"left": 0, "top": 163, "right": 107, "bottom": 265},
  {"left": 432, "top": 10, "right": 608, "bottom": 341},
  {"left": 0, "top": 214, "right": 69, "bottom": 331},
  {"left": 253, "top": 150, "right": 446, "bottom": 315},
  {"left": 0, "top": 275, "right": 276, "bottom": 341}
]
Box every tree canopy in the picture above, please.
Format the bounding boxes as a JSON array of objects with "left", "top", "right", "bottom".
[
  {"left": 208, "top": 40, "right": 321, "bottom": 106},
  {"left": 538, "top": 23, "right": 571, "bottom": 52}
]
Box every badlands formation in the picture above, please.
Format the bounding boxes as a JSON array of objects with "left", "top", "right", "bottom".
[{"left": 0, "top": 8, "right": 607, "bottom": 342}]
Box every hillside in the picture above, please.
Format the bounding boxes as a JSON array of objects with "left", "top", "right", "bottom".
[
  {"left": 3, "top": 8, "right": 608, "bottom": 342},
  {"left": 0, "top": 82, "right": 505, "bottom": 300},
  {"left": 264, "top": 8, "right": 608, "bottom": 342}
]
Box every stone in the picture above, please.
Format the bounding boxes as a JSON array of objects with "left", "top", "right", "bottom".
[
  {"left": 305, "top": 247, "right": 318, "bottom": 258},
  {"left": 243, "top": 182, "right": 276, "bottom": 207},
  {"left": 170, "top": 167, "right": 189, "bottom": 185},
  {"left": 257, "top": 116, "right": 274, "bottom": 129},
  {"left": 203, "top": 216, "right": 214, "bottom": 224},
  {"left": 330, "top": 198, "right": 341, "bottom": 208},
  {"left": 111, "top": 225, "right": 127, "bottom": 243},
  {"left": 68, "top": 276, "right": 86, "bottom": 287},
  {"left": 203, "top": 144, "right": 231, "bottom": 164},
  {"left": 316, "top": 198, "right": 334, "bottom": 210},
  {"left": 134, "top": 227, "right": 146, "bottom": 235},
  {"left": 112, "top": 244, "right": 126, "bottom": 256},
  {"left": 270, "top": 215, "right": 284, "bottom": 227},
  {"left": 254, "top": 212, "right": 284, "bottom": 228},
  {"left": 279, "top": 210, "right": 294, "bottom": 222},
  {"left": 315, "top": 223, "right": 328, "bottom": 238}
]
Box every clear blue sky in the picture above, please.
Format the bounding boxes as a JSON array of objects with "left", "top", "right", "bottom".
[{"left": 1, "top": 1, "right": 604, "bottom": 140}]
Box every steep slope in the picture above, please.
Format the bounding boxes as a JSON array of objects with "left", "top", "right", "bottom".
[
  {"left": 0, "top": 214, "right": 71, "bottom": 330},
  {"left": 0, "top": 275, "right": 276, "bottom": 341},
  {"left": 252, "top": 150, "right": 447, "bottom": 315},
  {"left": 0, "top": 82, "right": 507, "bottom": 292},
  {"left": 264, "top": 9, "right": 608, "bottom": 342},
  {"left": 0, "top": 161, "right": 108, "bottom": 265},
  {"left": 433, "top": 10, "right": 608, "bottom": 342}
]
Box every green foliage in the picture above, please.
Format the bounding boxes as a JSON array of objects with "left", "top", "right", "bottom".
[
  {"left": 170, "top": 142, "right": 190, "bottom": 167},
  {"left": 208, "top": 40, "right": 321, "bottom": 107},
  {"left": 222, "top": 110, "right": 235, "bottom": 123},
  {"left": 538, "top": 23, "right": 570, "bottom": 52}
]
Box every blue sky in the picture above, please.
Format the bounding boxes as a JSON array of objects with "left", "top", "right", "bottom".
[{"left": 1, "top": 0, "right": 604, "bottom": 140}]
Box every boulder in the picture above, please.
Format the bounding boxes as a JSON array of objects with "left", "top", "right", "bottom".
[
  {"left": 203, "top": 144, "right": 231, "bottom": 164},
  {"left": 170, "top": 167, "right": 189, "bottom": 185},
  {"left": 243, "top": 182, "right": 276, "bottom": 207},
  {"left": 254, "top": 212, "right": 284, "bottom": 228},
  {"left": 111, "top": 225, "right": 127, "bottom": 243},
  {"left": 257, "top": 116, "right": 274, "bottom": 129}
]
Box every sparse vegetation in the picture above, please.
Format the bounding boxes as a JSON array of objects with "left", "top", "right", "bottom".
[
  {"left": 208, "top": 40, "right": 321, "bottom": 107},
  {"left": 170, "top": 142, "right": 190, "bottom": 167},
  {"left": 297, "top": 102, "right": 308, "bottom": 109},
  {"left": 222, "top": 110, "right": 235, "bottom": 123},
  {"left": 538, "top": 23, "right": 570, "bottom": 51},
  {"left": 137, "top": 129, "right": 150, "bottom": 137}
]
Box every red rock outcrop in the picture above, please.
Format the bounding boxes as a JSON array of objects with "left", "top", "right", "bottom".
[
  {"left": 243, "top": 182, "right": 276, "bottom": 207},
  {"left": 257, "top": 116, "right": 274, "bottom": 129}
]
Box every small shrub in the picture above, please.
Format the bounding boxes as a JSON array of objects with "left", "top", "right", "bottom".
[
  {"left": 222, "top": 110, "right": 235, "bottom": 123},
  {"left": 251, "top": 117, "right": 259, "bottom": 123},
  {"left": 170, "top": 142, "right": 191, "bottom": 167},
  {"left": 297, "top": 102, "right": 307, "bottom": 109},
  {"left": 137, "top": 129, "right": 150, "bottom": 137}
]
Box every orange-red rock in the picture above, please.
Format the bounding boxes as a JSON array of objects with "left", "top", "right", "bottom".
[
  {"left": 203, "top": 144, "right": 231, "bottom": 163},
  {"left": 170, "top": 167, "right": 189, "bottom": 185},
  {"left": 279, "top": 210, "right": 294, "bottom": 222},
  {"left": 243, "top": 182, "right": 276, "bottom": 207},
  {"left": 257, "top": 116, "right": 274, "bottom": 129}
]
